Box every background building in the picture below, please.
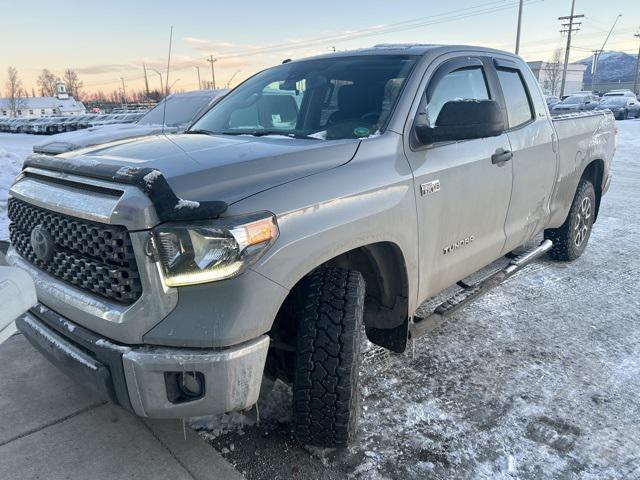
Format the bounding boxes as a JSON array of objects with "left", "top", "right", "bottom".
[
  {"left": 527, "top": 61, "right": 587, "bottom": 96},
  {"left": 0, "top": 81, "right": 85, "bottom": 118}
]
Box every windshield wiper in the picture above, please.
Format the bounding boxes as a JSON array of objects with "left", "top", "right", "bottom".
[
  {"left": 212, "top": 130, "right": 322, "bottom": 140},
  {"left": 185, "top": 129, "right": 214, "bottom": 135}
]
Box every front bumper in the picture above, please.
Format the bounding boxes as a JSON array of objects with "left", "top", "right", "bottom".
[{"left": 17, "top": 303, "right": 269, "bottom": 418}]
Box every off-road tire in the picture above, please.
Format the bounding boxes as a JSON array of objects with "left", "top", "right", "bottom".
[
  {"left": 544, "top": 178, "right": 596, "bottom": 261},
  {"left": 292, "top": 266, "right": 365, "bottom": 447}
]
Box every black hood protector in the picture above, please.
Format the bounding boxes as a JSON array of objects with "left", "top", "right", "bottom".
[{"left": 23, "top": 154, "right": 228, "bottom": 222}]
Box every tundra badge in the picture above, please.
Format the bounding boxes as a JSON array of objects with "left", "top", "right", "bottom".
[
  {"left": 443, "top": 236, "right": 475, "bottom": 255},
  {"left": 420, "top": 180, "right": 441, "bottom": 196}
]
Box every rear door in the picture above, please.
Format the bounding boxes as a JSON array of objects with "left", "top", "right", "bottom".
[
  {"left": 490, "top": 57, "right": 558, "bottom": 253},
  {"left": 404, "top": 56, "right": 513, "bottom": 301}
]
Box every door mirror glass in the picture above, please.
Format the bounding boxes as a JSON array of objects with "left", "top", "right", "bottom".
[{"left": 414, "top": 99, "right": 505, "bottom": 145}]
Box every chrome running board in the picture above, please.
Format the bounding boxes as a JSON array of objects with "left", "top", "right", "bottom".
[{"left": 409, "top": 240, "right": 553, "bottom": 339}]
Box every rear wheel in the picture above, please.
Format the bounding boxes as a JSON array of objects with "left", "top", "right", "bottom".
[
  {"left": 292, "top": 266, "right": 365, "bottom": 447},
  {"left": 544, "top": 178, "right": 596, "bottom": 261}
]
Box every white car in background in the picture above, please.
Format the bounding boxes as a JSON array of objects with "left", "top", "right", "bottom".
[{"left": 33, "top": 89, "right": 228, "bottom": 155}]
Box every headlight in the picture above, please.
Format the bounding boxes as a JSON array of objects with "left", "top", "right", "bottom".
[{"left": 151, "top": 212, "right": 278, "bottom": 286}]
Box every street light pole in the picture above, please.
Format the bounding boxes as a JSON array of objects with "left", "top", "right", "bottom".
[
  {"left": 515, "top": 0, "right": 524, "bottom": 55},
  {"left": 633, "top": 32, "right": 640, "bottom": 96},
  {"left": 168, "top": 79, "right": 180, "bottom": 93},
  {"left": 120, "top": 77, "right": 127, "bottom": 107},
  {"left": 194, "top": 66, "right": 201, "bottom": 90},
  {"left": 207, "top": 55, "right": 217, "bottom": 89},
  {"left": 591, "top": 14, "right": 622, "bottom": 93}
]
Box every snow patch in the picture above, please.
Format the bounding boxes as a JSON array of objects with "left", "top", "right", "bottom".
[
  {"left": 175, "top": 199, "right": 200, "bottom": 210},
  {"left": 95, "top": 338, "right": 132, "bottom": 353},
  {"left": 0, "top": 133, "right": 38, "bottom": 240},
  {"left": 142, "top": 169, "right": 162, "bottom": 187}
]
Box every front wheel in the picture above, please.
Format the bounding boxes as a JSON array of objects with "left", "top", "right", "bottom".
[
  {"left": 544, "top": 178, "right": 596, "bottom": 261},
  {"left": 292, "top": 266, "right": 365, "bottom": 447}
]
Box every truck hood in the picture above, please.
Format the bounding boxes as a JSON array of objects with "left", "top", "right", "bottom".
[
  {"left": 33, "top": 123, "right": 182, "bottom": 155},
  {"left": 57, "top": 133, "right": 360, "bottom": 204}
]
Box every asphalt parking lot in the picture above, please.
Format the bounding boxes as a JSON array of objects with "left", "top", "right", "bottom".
[{"left": 196, "top": 119, "right": 640, "bottom": 479}]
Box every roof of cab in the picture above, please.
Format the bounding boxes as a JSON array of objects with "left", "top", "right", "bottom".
[{"left": 287, "top": 43, "right": 520, "bottom": 63}]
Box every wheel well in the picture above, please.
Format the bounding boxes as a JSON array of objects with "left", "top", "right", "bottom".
[
  {"left": 581, "top": 160, "right": 604, "bottom": 222},
  {"left": 265, "top": 242, "right": 410, "bottom": 381}
]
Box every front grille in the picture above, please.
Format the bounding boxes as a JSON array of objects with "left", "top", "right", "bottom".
[{"left": 8, "top": 197, "right": 143, "bottom": 304}]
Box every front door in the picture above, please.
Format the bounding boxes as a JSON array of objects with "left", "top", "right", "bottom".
[{"left": 404, "top": 57, "right": 513, "bottom": 302}]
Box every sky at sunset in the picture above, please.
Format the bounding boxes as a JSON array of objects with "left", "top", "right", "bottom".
[{"left": 2, "top": 0, "right": 639, "bottom": 96}]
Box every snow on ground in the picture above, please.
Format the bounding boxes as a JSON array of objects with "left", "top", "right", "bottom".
[
  {"left": 0, "top": 133, "right": 37, "bottom": 240},
  {"left": 198, "top": 119, "right": 640, "bottom": 479}
]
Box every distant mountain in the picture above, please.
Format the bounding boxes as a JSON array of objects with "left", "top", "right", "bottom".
[{"left": 579, "top": 51, "right": 638, "bottom": 84}]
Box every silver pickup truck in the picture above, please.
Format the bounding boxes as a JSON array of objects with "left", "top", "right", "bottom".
[{"left": 7, "top": 44, "right": 615, "bottom": 447}]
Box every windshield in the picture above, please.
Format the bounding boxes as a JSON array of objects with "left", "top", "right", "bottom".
[
  {"left": 190, "top": 55, "right": 418, "bottom": 140},
  {"left": 601, "top": 97, "right": 627, "bottom": 106},
  {"left": 140, "top": 95, "right": 213, "bottom": 126},
  {"left": 561, "top": 96, "right": 586, "bottom": 105}
]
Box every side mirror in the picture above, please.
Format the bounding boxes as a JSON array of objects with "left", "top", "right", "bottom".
[{"left": 414, "top": 99, "right": 505, "bottom": 145}]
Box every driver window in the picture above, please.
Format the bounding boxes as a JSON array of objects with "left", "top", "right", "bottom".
[{"left": 423, "top": 66, "right": 490, "bottom": 127}]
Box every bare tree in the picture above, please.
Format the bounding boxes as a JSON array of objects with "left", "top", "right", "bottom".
[
  {"left": 37, "top": 69, "right": 57, "bottom": 96},
  {"left": 546, "top": 48, "right": 563, "bottom": 96},
  {"left": 5, "top": 66, "right": 26, "bottom": 117},
  {"left": 63, "top": 68, "right": 83, "bottom": 100}
]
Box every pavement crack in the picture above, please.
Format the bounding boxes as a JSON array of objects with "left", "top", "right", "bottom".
[
  {"left": 0, "top": 401, "right": 107, "bottom": 447},
  {"left": 140, "top": 421, "right": 199, "bottom": 480}
]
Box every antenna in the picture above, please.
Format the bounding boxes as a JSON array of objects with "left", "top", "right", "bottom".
[{"left": 162, "top": 26, "right": 174, "bottom": 134}]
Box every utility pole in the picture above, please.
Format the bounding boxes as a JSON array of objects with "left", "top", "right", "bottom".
[
  {"left": 194, "top": 66, "right": 201, "bottom": 90},
  {"left": 558, "top": 0, "right": 584, "bottom": 98},
  {"left": 633, "top": 31, "right": 640, "bottom": 96},
  {"left": 143, "top": 64, "right": 150, "bottom": 100},
  {"left": 207, "top": 55, "right": 217, "bottom": 89},
  {"left": 591, "top": 14, "right": 622, "bottom": 93},
  {"left": 515, "top": 0, "right": 524, "bottom": 55},
  {"left": 120, "top": 77, "right": 127, "bottom": 107}
]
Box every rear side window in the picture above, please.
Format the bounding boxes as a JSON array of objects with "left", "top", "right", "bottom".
[
  {"left": 426, "top": 67, "right": 489, "bottom": 126},
  {"left": 496, "top": 68, "right": 533, "bottom": 128}
]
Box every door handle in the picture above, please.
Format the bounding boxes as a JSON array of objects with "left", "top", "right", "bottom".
[{"left": 491, "top": 148, "right": 513, "bottom": 164}]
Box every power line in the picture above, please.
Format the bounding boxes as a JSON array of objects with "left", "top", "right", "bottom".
[{"left": 202, "top": 0, "right": 541, "bottom": 62}]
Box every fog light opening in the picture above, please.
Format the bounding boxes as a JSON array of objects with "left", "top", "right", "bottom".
[{"left": 165, "top": 371, "right": 205, "bottom": 403}]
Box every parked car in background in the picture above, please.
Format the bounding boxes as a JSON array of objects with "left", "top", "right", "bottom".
[
  {"left": 551, "top": 94, "right": 599, "bottom": 114},
  {"left": 602, "top": 89, "right": 637, "bottom": 100},
  {"left": 29, "top": 117, "right": 65, "bottom": 134},
  {"left": 595, "top": 95, "right": 640, "bottom": 120},
  {"left": 545, "top": 95, "right": 560, "bottom": 107},
  {"left": 33, "top": 89, "right": 228, "bottom": 155}
]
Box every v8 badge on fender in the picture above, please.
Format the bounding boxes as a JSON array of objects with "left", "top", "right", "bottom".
[{"left": 420, "top": 180, "right": 441, "bottom": 196}]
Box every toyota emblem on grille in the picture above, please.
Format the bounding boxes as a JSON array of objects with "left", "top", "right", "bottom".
[{"left": 30, "top": 225, "right": 55, "bottom": 263}]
